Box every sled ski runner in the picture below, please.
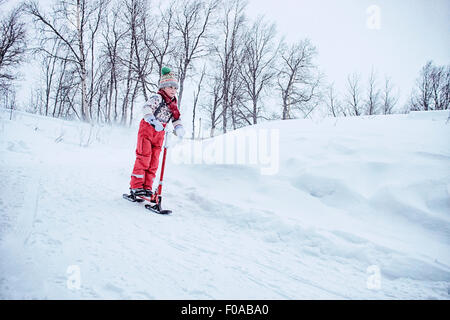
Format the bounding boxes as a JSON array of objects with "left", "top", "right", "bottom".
[
  {"left": 122, "top": 193, "right": 172, "bottom": 215},
  {"left": 123, "top": 128, "right": 173, "bottom": 215}
]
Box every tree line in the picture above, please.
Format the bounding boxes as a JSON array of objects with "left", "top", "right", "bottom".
[{"left": 0, "top": 0, "right": 448, "bottom": 137}]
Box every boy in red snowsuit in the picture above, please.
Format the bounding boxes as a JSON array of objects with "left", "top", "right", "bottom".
[{"left": 129, "top": 67, "right": 185, "bottom": 197}]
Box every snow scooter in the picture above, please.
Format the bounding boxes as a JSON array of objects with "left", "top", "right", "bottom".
[{"left": 123, "top": 127, "right": 173, "bottom": 215}]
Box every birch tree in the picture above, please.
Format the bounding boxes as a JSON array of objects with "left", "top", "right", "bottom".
[
  {"left": 345, "top": 73, "right": 363, "bottom": 116},
  {"left": 381, "top": 76, "right": 398, "bottom": 115},
  {"left": 0, "top": 4, "right": 26, "bottom": 95},
  {"left": 25, "top": 0, "right": 108, "bottom": 122},
  {"left": 365, "top": 68, "right": 380, "bottom": 115},
  {"left": 326, "top": 82, "right": 345, "bottom": 117},
  {"left": 173, "top": 0, "right": 218, "bottom": 108},
  {"left": 277, "top": 39, "right": 321, "bottom": 119},
  {"left": 409, "top": 61, "right": 449, "bottom": 111},
  {"left": 214, "top": 0, "right": 246, "bottom": 133},
  {"left": 239, "top": 16, "right": 278, "bottom": 124}
]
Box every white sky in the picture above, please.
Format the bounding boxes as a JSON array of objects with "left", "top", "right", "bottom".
[{"left": 246, "top": 0, "right": 450, "bottom": 109}]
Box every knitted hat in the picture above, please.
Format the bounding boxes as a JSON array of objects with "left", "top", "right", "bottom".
[{"left": 159, "top": 67, "right": 178, "bottom": 89}]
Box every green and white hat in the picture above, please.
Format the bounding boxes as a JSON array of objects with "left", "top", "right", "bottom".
[{"left": 159, "top": 67, "right": 178, "bottom": 89}]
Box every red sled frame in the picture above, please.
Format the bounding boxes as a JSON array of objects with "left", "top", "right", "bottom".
[{"left": 138, "top": 129, "right": 172, "bottom": 215}]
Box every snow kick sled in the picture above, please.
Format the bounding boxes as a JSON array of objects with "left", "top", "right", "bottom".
[{"left": 123, "top": 193, "right": 172, "bottom": 215}]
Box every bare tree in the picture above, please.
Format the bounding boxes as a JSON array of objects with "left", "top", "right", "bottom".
[
  {"left": 239, "top": 16, "right": 278, "bottom": 124},
  {"left": 6, "top": 88, "right": 16, "bottom": 119},
  {"left": 276, "top": 39, "right": 321, "bottom": 119},
  {"left": 73, "top": 0, "right": 89, "bottom": 121},
  {"left": 203, "top": 73, "right": 223, "bottom": 137},
  {"left": 32, "top": 33, "right": 78, "bottom": 120},
  {"left": 92, "top": 63, "right": 109, "bottom": 123},
  {"left": 25, "top": 0, "right": 109, "bottom": 122},
  {"left": 326, "top": 82, "right": 345, "bottom": 117},
  {"left": 381, "top": 76, "right": 398, "bottom": 115},
  {"left": 213, "top": 0, "right": 246, "bottom": 133},
  {"left": 409, "top": 61, "right": 433, "bottom": 111},
  {"left": 192, "top": 65, "right": 206, "bottom": 139},
  {"left": 0, "top": 5, "right": 26, "bottom": 95},
  {"left": 38, "top": 40, "right": 59, "bottom": 116},
  {"left": 27, "top": 86, "right": 43, "bottom": 114},
  {"left": 365, "top": 68, "right": 380, "bottom": 115},
  {"left": 430, "top": 64, "right": 449, "bottom": 110},
  {"left": 57, "top": 62, "right": 80, "bottom": 119},
  {"left": 173, "top": 0, "right": 218, "bottom": 108},
  {"left": 345, "top": 72, "right": 363, "bottom": 116},
  {"left": 142, "top": 1, "right": 176, "bottom": 96},
  {"left": 409, "top": 61, "right": 449, "bottom": 111},
  {"left": 228, "top": 67, "right": 247, "bottom": 129},
  {"left": 102, "top": 1, "right": 126, "bottom": 123},
  {"left": 444, "top": 66, "right": 450, "bottom": 111},
  {"left": 87, "top": 0, "right": 107, "bottom": 121},
  {"left": 119, "top": 0, "right": 137, "bottom": 125},
  {"left": 131, "top": 0, "right": 158, "bottom": 100},
  {"left": 102, "top": 0, "right": 150, "bottom": 125},
  {"left": 129, "top": 79, "right": 140, "bottom": 126}
]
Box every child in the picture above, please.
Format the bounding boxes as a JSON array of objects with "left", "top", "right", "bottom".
[{"left": 129, "top": 67, "right": 185, "bottom": 197}]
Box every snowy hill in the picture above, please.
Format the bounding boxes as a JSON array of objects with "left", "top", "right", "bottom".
[{"left": 0, "top": 108, "right": 449, "bottom": 299}]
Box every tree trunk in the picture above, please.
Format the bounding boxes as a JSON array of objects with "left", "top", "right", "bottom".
[
  {"left": 77, "top": 0, "right": 90, "bottom": 122},
  {"left": 129, "top": 81, "right": 139, "bottom": 127}
]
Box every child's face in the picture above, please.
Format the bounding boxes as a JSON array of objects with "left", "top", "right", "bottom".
[{"left": 163, "top": 86, "right": 177, "bottom": 99}]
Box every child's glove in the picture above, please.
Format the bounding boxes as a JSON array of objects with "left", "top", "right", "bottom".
[
  {"left": 144, "top": 114, "right": 164, "bottom": 132},
  {"left": 173, "top": 124, "right": 185, "bottom": 138}
]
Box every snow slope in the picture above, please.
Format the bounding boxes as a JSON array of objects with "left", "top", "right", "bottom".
[{"left": 0, "top": 108, "right": 449, "bottom": 299}]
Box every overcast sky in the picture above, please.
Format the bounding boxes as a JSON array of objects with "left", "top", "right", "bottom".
[{"left": 246, "top": 0, "right": 450, "bottom": 109}]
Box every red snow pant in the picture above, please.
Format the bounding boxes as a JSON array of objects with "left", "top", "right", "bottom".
[{"left": 130, "top": 119, "right": 165, "bottom": 190}]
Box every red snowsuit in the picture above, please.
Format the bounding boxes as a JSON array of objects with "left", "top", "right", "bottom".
[{"left": 130, "top": 89, "right": 181, "bottom": 190}]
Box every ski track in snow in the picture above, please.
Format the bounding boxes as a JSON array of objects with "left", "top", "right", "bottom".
[{"left": 0, "top": 109, "right": 449, "bottom": 299}]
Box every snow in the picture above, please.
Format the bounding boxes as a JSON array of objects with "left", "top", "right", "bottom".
[{"left": 0, "top": 108, "right": 449, "bottom": 299}]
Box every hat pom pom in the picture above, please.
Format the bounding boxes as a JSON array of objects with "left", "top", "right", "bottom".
[{"left": 161, "top": 66, "right": 171, "bottom": 75}]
